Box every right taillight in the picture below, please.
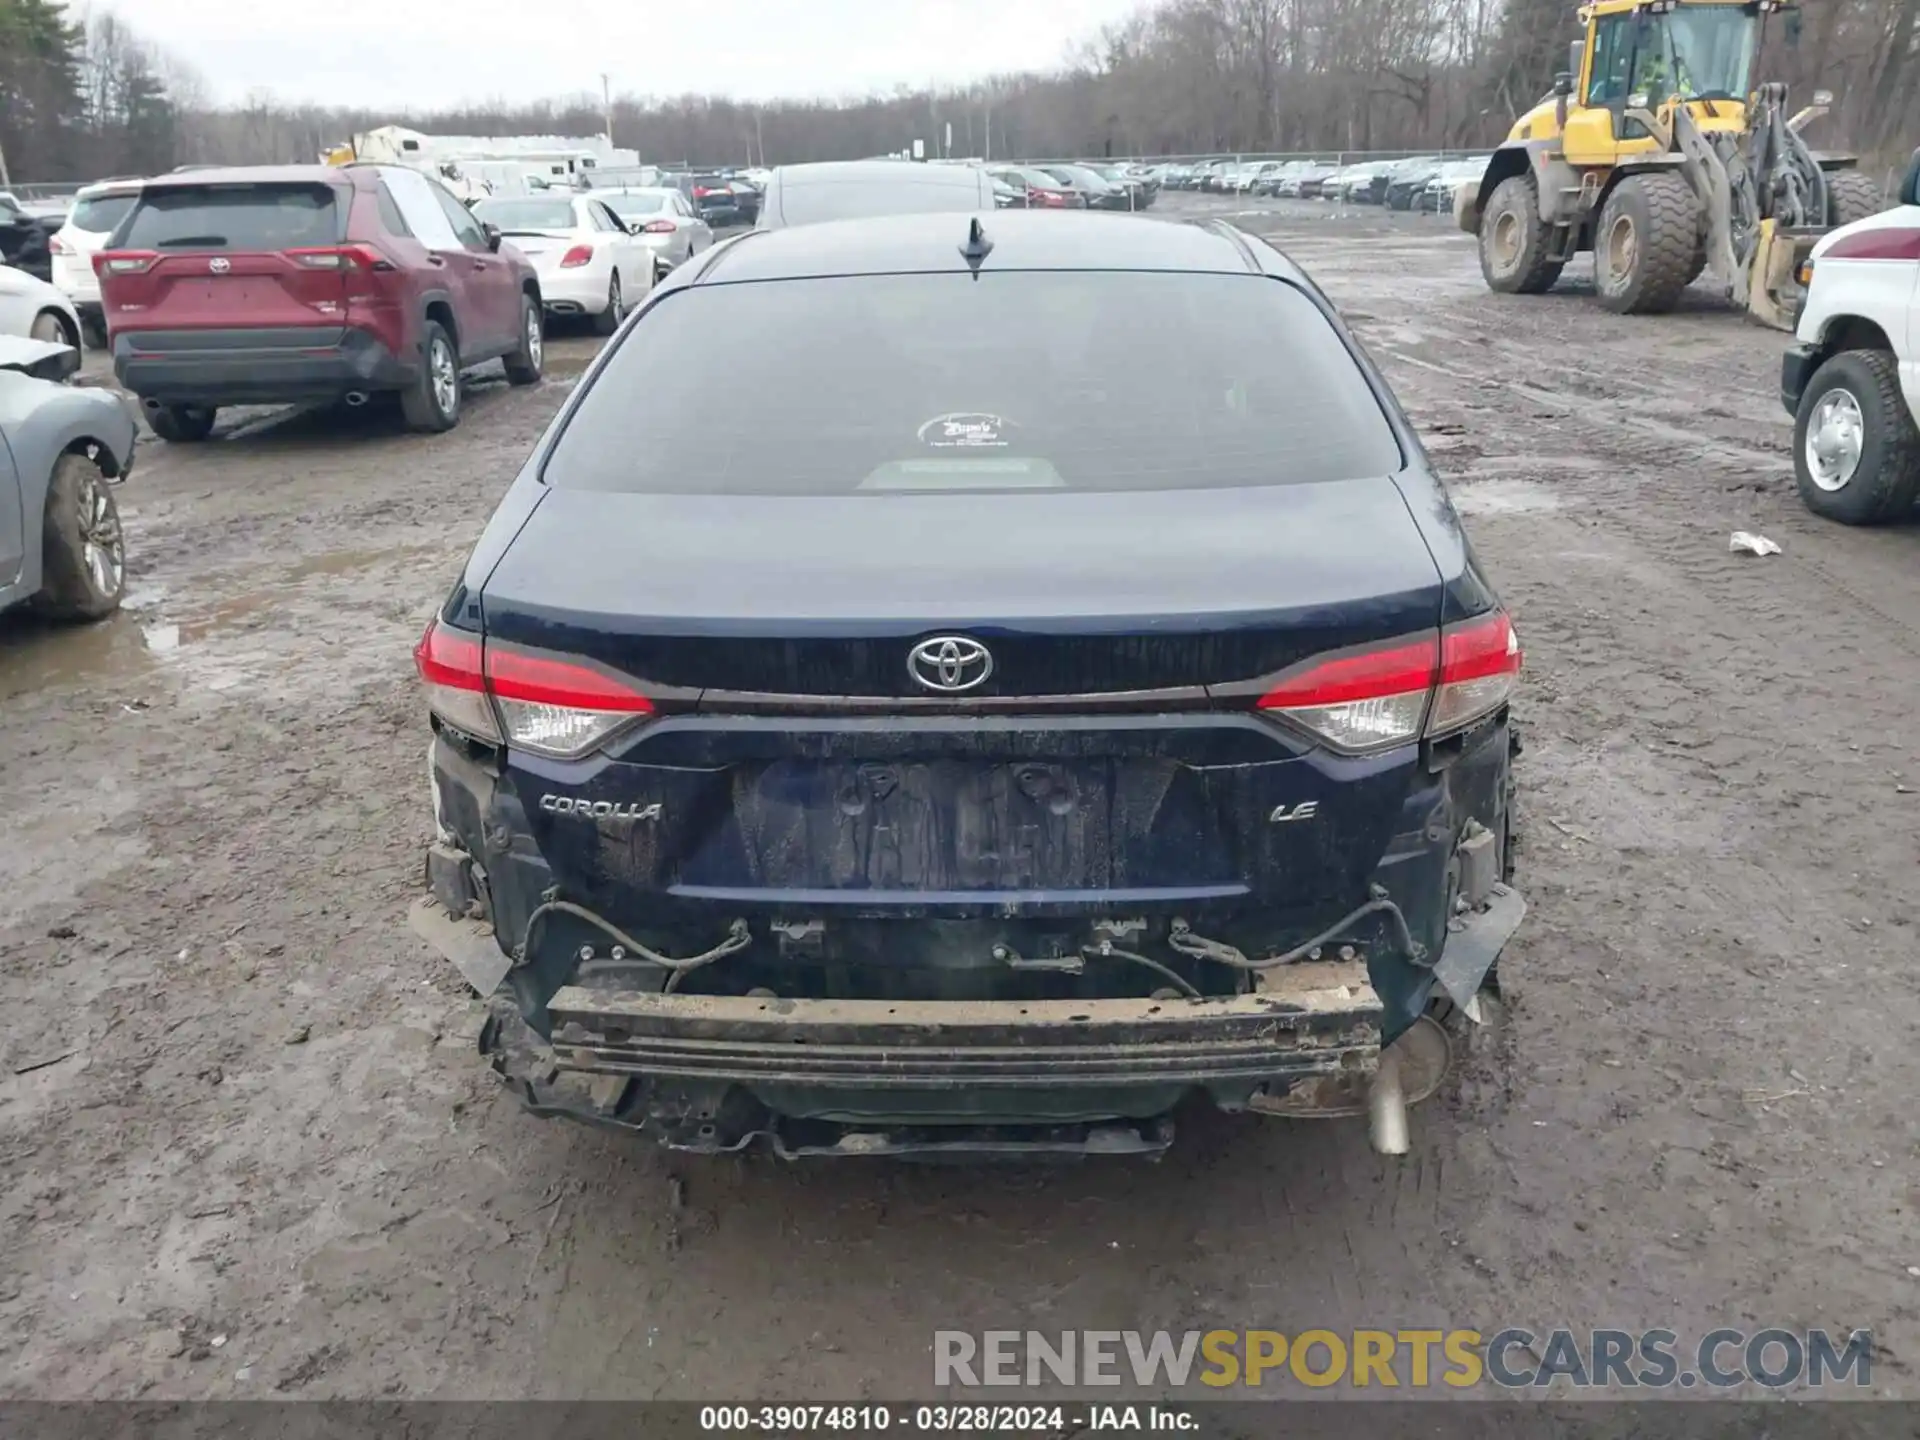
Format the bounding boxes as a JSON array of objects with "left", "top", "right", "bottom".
[
  {"left": 1257, "top": 611, "right": 1520, "bottom": 753},
  {"left": 641, "top": 219, "right": 676, "bottom": 234},
  {"left": 413, "top": 618, "right": 655, "bottom": 760},
  {"left": 1429, "top": 610, "right": 1522, "bottom": 737}
]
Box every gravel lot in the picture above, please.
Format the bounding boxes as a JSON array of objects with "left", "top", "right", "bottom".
[{"left": 3, "top": 193, "right": 1916, "bottom": 1402}]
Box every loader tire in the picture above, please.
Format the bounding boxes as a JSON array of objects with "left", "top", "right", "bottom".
[
  {"left": 1825, "top": 170, "right": 1886, "bottom": 228},
  {"left": 1478, "top": 176, "right": 1564, "bottom": 295},
  {"left": 1793, "top": 349, "right": 1920, "bottom": 525},
  {"left": 1594, "top": 172, "right": 1698, "bottom": 315}
]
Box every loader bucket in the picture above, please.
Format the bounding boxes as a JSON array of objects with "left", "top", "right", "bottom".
[{"left": 1746, "top": 219, "right": 1821, "bottom": 332}]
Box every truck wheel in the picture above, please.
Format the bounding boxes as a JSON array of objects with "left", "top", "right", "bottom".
[
  {"left": 1478, "top": 175, "right": 1564, "bottom": 294},
  {"left": 32, "top": 452, "right": 126, "bottom": 621},
  {"left": 146, "top": 404, "right": 216, "bottom": 443},
  {"left": 1794, "top": 349, "right": 1920, "bottom": 525},
  {"left": 1594, "top": 173, "right": 1697, "bottom": 315},
  {"left": 1825, "top": 170, "right": 1886, "bottom": 228}
]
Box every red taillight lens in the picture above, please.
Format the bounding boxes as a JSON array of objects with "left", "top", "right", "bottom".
[
  {"left": 1430, "top": 610, "right": 1522, "bottom": 737},
  {"left": 414, "top": 619, "right": 654, "bottom": 759},
  {"left": 1259, "top": 635, "right": 1438, "bottom": 752},
  {"left": 95, "top": 250, "right": 157, "bottom": 275},
  {"left": 1257, "top": 612, "right": 1520, "bottom": 753},
  {"left": 287, "top": 244, "right": 395, "bottom": 272},
  {"left": 50, "top": 235, "right": 73, "bottom": 256},
  {"left": 559, "top": 244, "right": 594, "bottom": 268},
  {"left": 414, "top": 620, "right": 501, "bottom": 745},
  {"left": 641, "top": 219, "right": 676, "bottom": 234}
]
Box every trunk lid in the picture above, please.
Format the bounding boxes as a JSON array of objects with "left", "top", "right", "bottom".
[
  {"left": 478, "top": 479, "right": 1443, "bottom": 921},
  {"left": 499, "top": 230, "right": 575, "bottom": 270}
]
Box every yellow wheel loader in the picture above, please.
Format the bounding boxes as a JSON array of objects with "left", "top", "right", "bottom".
[{"left": 1458, "top": 0, "right": 1881, "bottom": 330}]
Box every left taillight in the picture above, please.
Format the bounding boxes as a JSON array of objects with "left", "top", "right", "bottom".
[
  {"left": 413, "top": 618, "right": 655, "bottom": 760},
  {"left": 559, "top": 244, "right": 594, "bottom": 268},
  {"left": 1256, "top": 611, "right": 1520, "bottom": 754},
  {"left": 413, "top": 620, "right": 501, "bottom": 746}
]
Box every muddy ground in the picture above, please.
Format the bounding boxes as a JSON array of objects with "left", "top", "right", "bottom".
[{"left": 2, "top": 193, "right": 1917, "bottom": 1404}]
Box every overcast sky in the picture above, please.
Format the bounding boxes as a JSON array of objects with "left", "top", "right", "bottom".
[{"left": 87, "top": 0, "right": 1148, "bottom": 110}]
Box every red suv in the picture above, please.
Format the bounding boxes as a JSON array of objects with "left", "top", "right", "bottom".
[{"left": 95, "top": 164, "right": 544, "bottom": 441}]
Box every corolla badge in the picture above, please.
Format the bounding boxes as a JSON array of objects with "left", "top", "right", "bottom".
[
  {"left": 908, "top": 636, "right": 993, "bottom": 693},
  {"left": 540, "top": 796, "right": 662, "bottom": 821},
  {"left": 208, "top": 257, "right": 231, "bottom": 274}
]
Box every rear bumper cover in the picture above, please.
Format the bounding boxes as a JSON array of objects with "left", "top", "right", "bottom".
[{"left": 114, "top": 326, "right": 416, "bottom": 405}]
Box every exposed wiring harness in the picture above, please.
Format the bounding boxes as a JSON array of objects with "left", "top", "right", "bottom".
[
  {"left": 1167, "top": 888, "right": 1427, "bottom": 972},
  {"left": 519, "top": 900, "right": 752, "bottom": 987},
  {"left": 1080, "top": 940, "right": 1204, "bottom": 1000}
]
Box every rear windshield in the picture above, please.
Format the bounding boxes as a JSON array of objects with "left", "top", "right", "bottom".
[
  {"left": 545, "top": 271, "right": 1402, "bottom": 495},
  {"left": 604, "top": 193, "right": 667, "bottom": 215},
  {"left": 70, "top": 192, "right": 138, "bottom": 234},
  {"left": 119, "top": 183, "right": 343, "bottom": 250},
  {"left": 473, "top": 198, "right": 577, "bottom": 231},
  {"left": 773, "top": 178, "right": 986, "bottom": 227}
]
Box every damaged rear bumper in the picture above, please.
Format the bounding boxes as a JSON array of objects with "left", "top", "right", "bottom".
[{"left": 412, "top": 891, "right": 1525, "bottom": 1159}]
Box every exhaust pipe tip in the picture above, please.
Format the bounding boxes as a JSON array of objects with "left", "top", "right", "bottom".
[
  {"left": 342, "top": 390, "right": 369, "bottom": 408},
  {"left": 1368, "top": 1049, "right": 1410, "bottom": 1156}
]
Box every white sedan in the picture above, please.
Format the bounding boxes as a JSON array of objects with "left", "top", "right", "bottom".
[
  {"left": 0, "top": 264, "right": 81, "bottom": 352},
  {"left": 599, "top": 188, "right": 714, "bottom": 276},
  {"left": 471, "top": 194, "right": 655, "bottom": 334}
]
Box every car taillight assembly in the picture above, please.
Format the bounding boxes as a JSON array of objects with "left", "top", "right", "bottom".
[
  {"left": 95, "top": 250, "right": 157, "bottom": 275},
  {"left": 287, "top": 244, "right": 395, "bottom": 272},
  {"left": 1257, "top": 611, "right": 1520, "bottom": 754},
  {"left": 640, "top": 219, "right": 677, "bottom": 234},
  {"left": 50, "top": 235, "right": 73, "bottom": 256},
  {"left": 559, "top": 244, "right": 595, "bottom": 268},
  {"left": 413, "top": 618, "right": 655, "bottom": 760}
]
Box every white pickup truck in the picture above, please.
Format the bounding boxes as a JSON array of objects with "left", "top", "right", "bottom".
[{"left": 1783, "top": 155, "right": 1920, "bottom": 524}]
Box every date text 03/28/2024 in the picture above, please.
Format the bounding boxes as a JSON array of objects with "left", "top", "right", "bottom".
[{"left": 698, "top": 1405, "right": 1195, "bottom": 1432}]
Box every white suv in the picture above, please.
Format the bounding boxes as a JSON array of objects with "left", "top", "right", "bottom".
[
  {"left": 1783, "top": 160, "right": 1917, "bottom": 524},
  {"left": 48, "top": 180, "right": 144, "bottom": 348}
]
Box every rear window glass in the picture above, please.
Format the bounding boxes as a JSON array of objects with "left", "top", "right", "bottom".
[
  {"left": 545, "top": 272, "right": 1402, "bottom": 495},
  {"left": 774, "top": 179, "right": 987, "bottom": 227},
  {"left": 120, "top": 184, "right": 342, "bottom": 250},
  {"left": 473, "top": 198, "right": 577, "bottom": 231},
  {"left": 604, "top": 193, "right": 667, "bottom": 215},
  {"left": 70, "top": 192, "right": 137, "bottom": 233}
]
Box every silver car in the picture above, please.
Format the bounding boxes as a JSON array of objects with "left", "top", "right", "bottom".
[
  {"left": 0, "top": 338, "right": 138, "bottom": 620},
  {"left": 599, "top": 188, "right": 715, "bottom": 277}
]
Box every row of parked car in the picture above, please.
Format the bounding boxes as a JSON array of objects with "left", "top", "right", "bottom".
[{"left": 1138, "top": 156, "right": 1491, "bottom": 213}]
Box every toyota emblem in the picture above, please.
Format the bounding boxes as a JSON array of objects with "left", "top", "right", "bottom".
[
  {"left": 908, "top": 636, "right": 993, "bottom": 693},
  {"left": 208, "top": 257, "right": 231, "bottom": 274}
]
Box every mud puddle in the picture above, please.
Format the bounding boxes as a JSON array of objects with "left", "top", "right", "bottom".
[{"left": 0, "top": 541, "right": 445, "bottom": 701}]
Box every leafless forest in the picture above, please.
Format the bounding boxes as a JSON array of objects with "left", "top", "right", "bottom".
[{"left": 1, "top": 0, "right": 1910, "bottom": 185}]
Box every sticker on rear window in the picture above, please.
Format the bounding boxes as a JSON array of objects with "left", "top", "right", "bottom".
[{"left": 918, "top": 412, "right": 1014, "bottom": 449}]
